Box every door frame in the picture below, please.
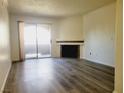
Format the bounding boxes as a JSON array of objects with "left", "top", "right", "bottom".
[{"left": 23, "top": 23, "right": 52, "bottom": 59}]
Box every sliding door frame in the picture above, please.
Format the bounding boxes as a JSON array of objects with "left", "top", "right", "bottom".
[{"left": 23, "top": 23, "right": 52, "bottom": 59}]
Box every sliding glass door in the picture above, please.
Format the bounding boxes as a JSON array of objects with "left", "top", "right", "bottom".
[
  {"left": 24, "top": 23, "right": 51, "bottom": 59},
  {"left": 37, "top": 24, "right": 51, "bottom": 58},
  {"left": 24, "top": 24, "right": 37, "bottom": 59}
]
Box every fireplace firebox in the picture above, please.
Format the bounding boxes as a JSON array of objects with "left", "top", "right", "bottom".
[{"left": 60, "top": 45, "right": 79, "bottom": 58}]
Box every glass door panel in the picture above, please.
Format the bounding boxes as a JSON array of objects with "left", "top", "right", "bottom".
[
  {"left": 37, "top": 24, "right": 51, "bottom": 58},
  {"left": 24, "top": 24, "right": 37, "bottom": 59}
]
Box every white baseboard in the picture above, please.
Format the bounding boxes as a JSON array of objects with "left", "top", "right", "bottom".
[
  {"left": 0, "top": 63, "right": 11, "bottom": 93},
  {"left": 81, "top": 57, "right": 114, "bottom": 68}
]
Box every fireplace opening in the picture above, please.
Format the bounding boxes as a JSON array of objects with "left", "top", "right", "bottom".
[{"left": 61, "top": 45, "right": 80, "bottom": 58}]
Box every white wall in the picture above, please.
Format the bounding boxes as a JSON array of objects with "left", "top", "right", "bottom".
[
  {"left": 83, "top": 3, "right": 116, "bottom": 67},
  {"left": 10, "top": 14, "right": 59, "bottom": 61},
  {"left": 57, "top": 15, "right": 83, "bottom": 41},
  {"left": 0, "top": 0, "right": 11, "bottom": 93}
]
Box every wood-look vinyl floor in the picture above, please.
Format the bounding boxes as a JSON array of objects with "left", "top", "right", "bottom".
[{"left": 4, "top": 58, "right": 114, "bottom": 93}]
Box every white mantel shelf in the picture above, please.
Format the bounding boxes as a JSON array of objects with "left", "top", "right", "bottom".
[{"left": 56, "top": 40, "right": 84, "bottom": 46}]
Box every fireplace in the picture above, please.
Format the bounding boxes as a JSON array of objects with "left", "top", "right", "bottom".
[
  {"left": 56, "top": 40, "right": 84, "bottom": 58},
  {"left": 60, "top": 45, "right": 80, "bottom": 58}
]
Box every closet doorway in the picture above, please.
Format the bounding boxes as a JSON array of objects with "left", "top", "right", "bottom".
[{"left": 24, "top": 23, "right": 51, "bottom": 59}]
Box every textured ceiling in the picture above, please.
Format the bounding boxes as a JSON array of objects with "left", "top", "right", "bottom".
[{"left": 8, "top": 0, "right": 115, "bottom": 18}]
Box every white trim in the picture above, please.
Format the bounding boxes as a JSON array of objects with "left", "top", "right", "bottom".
[
  {"left": 82, "top": 58, "right": 114, "bottom": 68},
  {"left": 57, "top": 43, "right": 83, "bottom": 45},
  {"left": 0, "top": 63, "right": 11, "bottom": 93}
]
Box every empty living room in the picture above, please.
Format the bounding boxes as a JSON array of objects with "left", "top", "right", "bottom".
[{"left": 0, "top": 0, "right": 123, "bottom": 93}]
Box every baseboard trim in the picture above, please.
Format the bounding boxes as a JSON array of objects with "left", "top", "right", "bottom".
[
  {"left": 0, "top": 63, "right": 11, "bottom": 93},
  {"left": 12, "top": 60, "right": 21, "bottom": 63},
  {"left": 82, "top": 58, "right": 114, "bottom": 68}
]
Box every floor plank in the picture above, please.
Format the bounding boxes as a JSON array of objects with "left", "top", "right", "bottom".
[{"left": 4, "top": 58, "right": 114, "bottom": 93}]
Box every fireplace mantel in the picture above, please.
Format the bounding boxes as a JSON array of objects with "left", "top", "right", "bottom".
[{"left": 56, "top": 40, "right": 84, "bottom": 45}]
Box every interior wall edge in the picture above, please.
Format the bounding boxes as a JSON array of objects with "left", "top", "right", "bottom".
[{"left": 0, "top": 64, "right": 11, "bottom": 93}]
